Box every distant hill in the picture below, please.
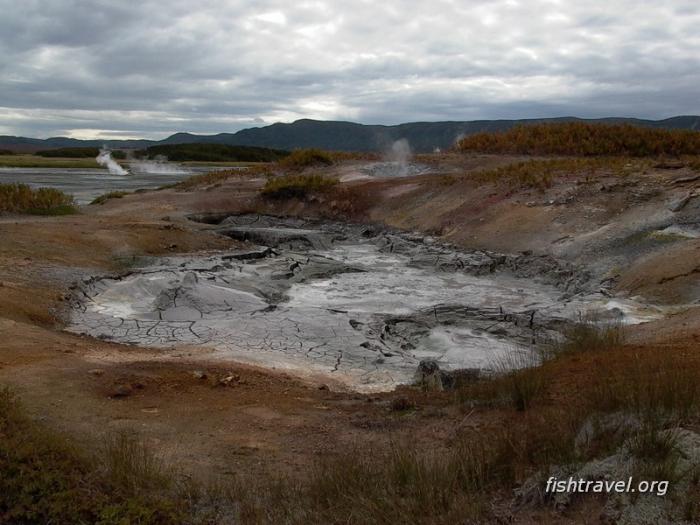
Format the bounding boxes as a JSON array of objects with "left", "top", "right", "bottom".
[{"left": 2, "top": 116, "right": 700, "bottom": 154}]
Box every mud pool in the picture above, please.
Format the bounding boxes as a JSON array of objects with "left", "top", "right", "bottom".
[
  {"left": 0, "top": 165, "right": 215, "bottom": 204},
  {"left": 68, "top": 215, "right": 661, "bottom": 391}
]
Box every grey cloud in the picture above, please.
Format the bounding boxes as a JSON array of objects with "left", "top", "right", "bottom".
[{"left": 0, "top": 0, "right": 698, "bottom": 139}]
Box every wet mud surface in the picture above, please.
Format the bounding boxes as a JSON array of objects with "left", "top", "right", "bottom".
[{"left": 68, "top": 215, "right": 661, "bottom": 391}]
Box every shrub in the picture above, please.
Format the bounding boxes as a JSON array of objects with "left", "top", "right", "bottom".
[
  {"left": 457, "top": 122, "right": 700, "bottom": 157},
  {"left": 261, "top": 174, "right": 337, "bottom": 199},
  {"left": 0, "top": 183, "right": 76, "bottom": 215},
  {"left": 278, "top": 148, "right": 334, "bottom": 171},
  {"left": 0, "top": 149, "right": 14, "bottom": 155}
]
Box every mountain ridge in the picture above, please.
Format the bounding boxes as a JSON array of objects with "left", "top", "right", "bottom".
[{"left": 2, "top": 115, "right": 700, "bottom": 153}]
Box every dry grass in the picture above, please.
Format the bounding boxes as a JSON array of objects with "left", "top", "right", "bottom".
[
  {"left": 0, "top": 183, "right": 76, "bottom": 215},
  {"left": 175, "top": 168, "right": 251, "bottom": 190},
  {"left": 471, "top": 157, "right": 642, "bottom": 191},
  {"left": 0, "top": 388, "right": 186, "bottom": 524}
]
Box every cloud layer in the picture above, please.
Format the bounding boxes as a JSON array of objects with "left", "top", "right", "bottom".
[{"left": 0, "top": 0, "right": 698, "bottom": 138}]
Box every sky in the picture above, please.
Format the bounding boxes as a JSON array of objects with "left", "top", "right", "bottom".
[{"left": 0, "top": 0, "right": 698, "bottom": 139}]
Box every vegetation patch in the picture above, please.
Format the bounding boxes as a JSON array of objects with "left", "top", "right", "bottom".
[
  {"left": 0, "top": 388, "right": 187, "bottom": 524},
  {"left": 471, "top": 157, "right": 642, "bottom": 190},
  {"left": 278, "top": 148, "right": 334, "bottom": 171},
  {"left": 0, "top": 183, "right": 77, "bottom": 215},
  {"left": 261, "top": 173, "right": 338, "bottom": 199},
  {"left": 136, "top": 143, "right": 288, "bottom": 163},
  {"left": 457, "top": 122, "right": 700, "bottom": 157},
  {"left": 36, "top": 147, "right": 126, "bottom": 159},
  {"left": 0, "top": 154, "right": 100, "bottom": 168},
  {"left": 0, "top": 149, "right": 14, "bottom": 155},
  {"left": 175, "top": 169, "right": 252, "bottom": 190}
]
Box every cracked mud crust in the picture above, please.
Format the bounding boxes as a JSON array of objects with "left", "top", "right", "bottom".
[{"left": 68, "top": 215, "right": 661, "bottom": 391}]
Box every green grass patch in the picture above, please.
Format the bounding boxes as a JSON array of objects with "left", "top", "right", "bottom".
[
  {"left": 261, "top": 173, "right": 337, "bottom": 199},
  {"left": 0, "top": 183, "right": 77, "bottom": 215}
]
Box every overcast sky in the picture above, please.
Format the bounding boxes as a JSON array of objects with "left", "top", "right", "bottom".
[{"left": 0, "top": 0, "right": 698, "bottom": 139}]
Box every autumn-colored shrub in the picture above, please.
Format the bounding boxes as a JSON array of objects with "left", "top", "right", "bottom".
[
  {"left": 0, "top": 183, "right": 76, "bottom": 214},
  {"left": 278, "top": 149, "right": 334, "bottom": 170},
  {"left": 457, "top": 122, "right": 700, "bottom": 157}
]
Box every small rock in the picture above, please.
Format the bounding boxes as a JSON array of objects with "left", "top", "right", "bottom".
[
  {"left": 192, "top": 370, "right": 207, "bottom": 380},
  {"left": 414, "top": 359, "right": 443, "bottom": 391},
  {"left": 318, "top": 384, "right": 329, "bottom": 391},
  {"left": 88, "top": 369, "right": 105, "bottom": 377},
  {"left": 668, "top": 192, "right": 692, "bottom": 212},
  {"left": 110, "top": 384, "right": 133, "bottom": 398},
  {"left": 218, "top": 374, "right": 240, "bottom": 386}
]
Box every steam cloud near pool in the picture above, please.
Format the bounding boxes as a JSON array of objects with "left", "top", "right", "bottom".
[{"left": 96, "top": 148, "right": 129, "bottom": 175}]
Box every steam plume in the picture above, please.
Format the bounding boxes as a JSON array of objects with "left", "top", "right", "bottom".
[{"left": 96, "top": 147, "right": 129, "bottom": 175}]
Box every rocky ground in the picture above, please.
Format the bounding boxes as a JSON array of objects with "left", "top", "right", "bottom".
[{"left": 0, "top": 153, "right": 698, "bottom": 522}]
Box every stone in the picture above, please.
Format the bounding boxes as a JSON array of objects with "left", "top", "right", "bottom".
[
  {"left": 110, "top": 384, "right": 133, "bottom": 398},
  {"left": 88, "top": 369, "right": 105, "bottom": 377},
  {"left": 192, "top": 370, "right": 207, "bottom": 380},
  {"left": 667, "top": 192, "right": 692, "bottom": 212},
  {"left": 414, "top": 359, "right": 444, "bottom": 391}
]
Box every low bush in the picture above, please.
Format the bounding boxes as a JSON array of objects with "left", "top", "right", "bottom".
[{"left": 0, "top": 183, "right": 76, "bottom": 215}]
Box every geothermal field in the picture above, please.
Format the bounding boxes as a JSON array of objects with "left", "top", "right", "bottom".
[{"left": 1, "top": 138, "right": 699, "bottom": 524}]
